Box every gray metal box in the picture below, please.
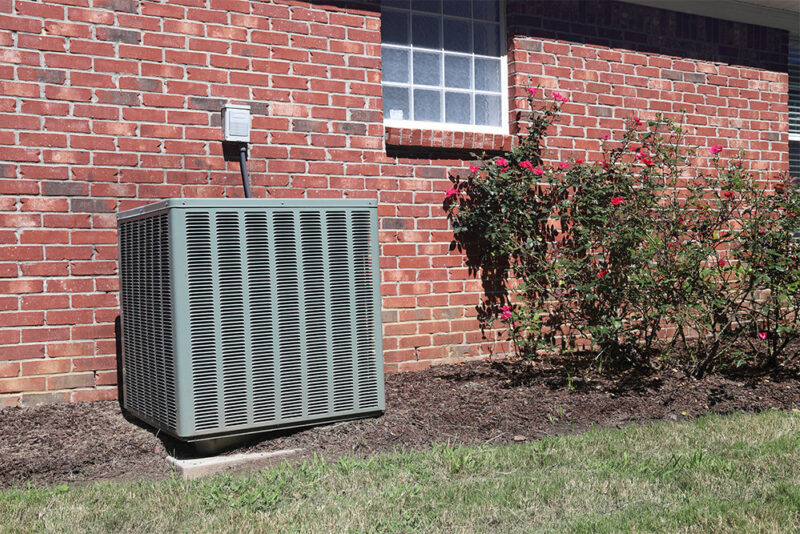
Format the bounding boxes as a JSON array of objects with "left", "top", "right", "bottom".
[{"left": 117, "top": 199, "right": 384, "bottom": 442}]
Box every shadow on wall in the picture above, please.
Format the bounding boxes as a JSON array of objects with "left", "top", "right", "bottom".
[{"left": 508, "top": 0, "right": 787, "bottom": 73}]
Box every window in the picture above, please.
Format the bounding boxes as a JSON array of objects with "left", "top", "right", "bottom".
[
  {"left": 380, "top": 0, "right": 507, "bottom": 133},
  {"left": 789, "top": 35, "right": 799, "bottom": 179}
]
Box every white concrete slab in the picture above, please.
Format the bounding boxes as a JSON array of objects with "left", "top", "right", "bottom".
[{"left": 166, "top": 448, "right": 304, "bottom": 480}]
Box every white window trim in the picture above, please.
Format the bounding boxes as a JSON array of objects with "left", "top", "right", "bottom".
[{"left": 381, "top": 0, "right": 509, "bottom": 136}]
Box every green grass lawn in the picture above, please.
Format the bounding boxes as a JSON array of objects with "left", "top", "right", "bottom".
[{"left": 1, "top": 410, "right": 799, "bottom": 533}]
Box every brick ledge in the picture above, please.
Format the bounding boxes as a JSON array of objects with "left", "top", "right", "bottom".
[{"left": 384, "top": 126, "right": 515, "bottom": 153}]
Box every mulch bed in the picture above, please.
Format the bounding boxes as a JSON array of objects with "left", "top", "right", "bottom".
[{"left": 1, "top": 356, "right": 799, "bottom": 489}]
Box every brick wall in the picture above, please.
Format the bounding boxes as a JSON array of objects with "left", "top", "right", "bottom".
[{"left": 0, "top": 0, "right": 790, "bottom": 407}]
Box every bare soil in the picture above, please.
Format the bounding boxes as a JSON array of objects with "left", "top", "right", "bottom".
[{"left": 2, "top": 356, "right": 799, "bottom": 489}]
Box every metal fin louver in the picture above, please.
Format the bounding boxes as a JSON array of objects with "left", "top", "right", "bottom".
[{"left": 118, "top": 199, "right": 384, "bottom": 441}]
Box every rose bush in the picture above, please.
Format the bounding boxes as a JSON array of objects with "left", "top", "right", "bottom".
[{"left": 446, "top": 89, "right": 799, "bottom": 375}]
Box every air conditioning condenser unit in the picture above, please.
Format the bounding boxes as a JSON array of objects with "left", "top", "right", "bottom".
[{"left": 117, "top": 199, "right": 384, "bottom": 447}]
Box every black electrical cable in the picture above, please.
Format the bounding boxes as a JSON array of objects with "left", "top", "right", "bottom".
[{"left": 239, "top": 143, "right": 251, "bottom": 198}]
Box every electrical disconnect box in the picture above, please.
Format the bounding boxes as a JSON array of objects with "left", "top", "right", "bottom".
[{"left": 222, "top": 104, "right": 251, "bottom": 143}]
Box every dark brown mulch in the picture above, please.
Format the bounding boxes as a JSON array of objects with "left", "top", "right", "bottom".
[{"left": 1, "top": 357, "right": 799, "bottom": 489}]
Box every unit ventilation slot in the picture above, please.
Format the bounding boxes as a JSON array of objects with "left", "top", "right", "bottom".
[
  {"left": 327, "top": 211, "right": 356, "bottom": 412},
  {"left": 216, "top": 213, "right": 248, "bottom": 427},
  {"left": 186, "top": 212, "right": 219, "bottom": 431},
  {"left": 300, "top": 211, "right": 330, "bottom": 416},
  {"left": 244, "top": 212, "right": 276, "bottom": 423}
]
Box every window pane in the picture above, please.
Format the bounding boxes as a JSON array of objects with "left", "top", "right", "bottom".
[
  {"left": 412, "top": 0, "right": 440, "bottom": 13},
  {"left": 414, "top": 89, "right": 441, "bottom": 122},
  {"left": 381, "top": 9, "right": 410, "bottom": 46},
  {"left": 382, "top": 47, "right": 409, "bottom": 83},
  {"left": 383, "top": 0, "right": 409, "bottom": 8},
  {"left": 383, "top": 86, "right": 410, "bottom": 121},
  {"left": 411, "top": 13, "right": 441, "bottom": 49},
  {"left": 443, "top": 17, "right": 471, "bottom": 54},
  {"left": 474, "top": 22, "right": 500, "bottom": 56},
  {"left": 413, "top": 50, "right": 441, "bottom": 86},
  {"left": 475, "top": 93, "right": 501, "bottom": 126},
  {"left": 790, "top": 140, "right": 800, "bottom": 180},
  {"left": 473, "top": 0, "right": 499, "bottom": 21},
  {"left": 474, "top": 57, "right": 500, "bottom": 92},
  {"left": 443, "top": 0, "right": 469, "bottom": 16},
  {"left": 445, "top": 54, "right": 471, "bottom": 89},
  {"left": 445, "top": 92, "right": 471, "bottom": 124}
]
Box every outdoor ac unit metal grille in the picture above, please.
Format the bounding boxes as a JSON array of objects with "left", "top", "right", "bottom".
[
  {"left": 118, "top": 213, "right": 177, "bottom": 431},
  {"left": 118, "top": 199, "right": 384, "bottom": 441}
]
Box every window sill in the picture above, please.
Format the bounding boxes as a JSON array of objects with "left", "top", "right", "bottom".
[{"left": 384, "top": 126, "right": 515, "bottom": 153}]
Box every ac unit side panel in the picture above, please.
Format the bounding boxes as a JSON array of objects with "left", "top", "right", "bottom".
[
  {"left": 118, "top": 212, "right": 178, "bottom": 434},
  {"left": 370, "top": 207, "right": 386, "bottom": 410}
]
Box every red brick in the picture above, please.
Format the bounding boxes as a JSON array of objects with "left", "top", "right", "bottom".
[
  {"left": 47, "top": 372, "right": 94, "bottom": 390},
  {"left": 0, "top": 343, "right": 45, "bottom": 361},
  {"left": 1, "top": 395, "right": 20, "bottom": 408},
  {"left": 0, "top": 377, "right": 46, "bottom": 394},
  {"left": 0, "top": 81, "right": 39, "bottom": 97},
  {"left": 21, "top": 327, "right": 70, "bottom": 343},
  {"left": 72, "top": 355, "right": 115, "bottom": 371},
  {"left": 22, "top": 359, "right": 71, "bottom": 376},
  {"left": 95, "top": 370, "right": 117, "bottom": 385},
  {"left": 21, "top": 261, "right": 68, "bottom": 277},
  {"left": 0, "top": 280, "right": 43, "bottom": 294},
  {"left": 46, "top": 309, "right": 93, "bottom": 325},
  {"left": 18, "top": 34, "right": 65, "bottom": 52},
  {"left": 0, "top": 362, "right": 19, "bottom": 378},
  {"left": 21, "top": 294, "right": 69, "bottom": 310},
  {"left": 71, "top": 388, "right": 117, "bottom": 402}
]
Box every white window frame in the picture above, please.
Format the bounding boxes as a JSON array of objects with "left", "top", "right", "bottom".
[{"left": 381, "top": 0, "right": 509, "bottom": 135}]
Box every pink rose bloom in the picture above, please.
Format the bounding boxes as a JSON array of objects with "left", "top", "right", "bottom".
[
  {"left": 527, "top": 87, "right": 537, "bottom": 96},
  {"left": 641, "top": 157, "right": 654, "bottom": 166},
  {"left": 495, "top": 157, "right": 508, "bottom": 167},
  {"left": 501, "top": 305, "right": 512, "bottom": 320},
  {"left": 559, "top": 161, "right": 570, "bottom": 169},
  {"left": 533, "top": 167, "right": 544, "bottom": 176},
  {"left": 602, "top": 134, "right": 610, "bottom": 140},
  {"left": 575, "top": 158, "right": 584, "bottom": 164},
  {"left": 722, "top": 191, "right": 735, "bottom": 199},
  {"left": 718, "top": 259, "right": 726, "bottom": 267},
  {"left": 758, "top": 332, "right": 767, "bottom": 340},
  {"left": 709, "top": 144, "right": 723, "bottom": 154},
  {"left": 520, "top": 160, "right": 534, "bottom": 171},
  {"left": 633, "top": 116, "right": 642, "bottom": 126},
  {"left": 445, "top": 188, "right": 458, "bottom": 198},
  {"left": 552, "top": 92, "right": 568, "bottom": 103},
  {"left": 597, "top": 269, "right": 608, "bottom": 278},
  {"left": 611, "top": 196, "right": 625, "bottom": 206},
  {"left": 469, "top": 165, "right": 480, "bottom": 173}
]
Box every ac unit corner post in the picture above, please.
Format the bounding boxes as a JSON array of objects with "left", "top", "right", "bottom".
[{"left": 117, "top": 199, "right": 385, "bottom": 445}]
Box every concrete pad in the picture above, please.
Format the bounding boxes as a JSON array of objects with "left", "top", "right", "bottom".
[{"left": 166, "top": 448, "right": 304, "bottom": 480}]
